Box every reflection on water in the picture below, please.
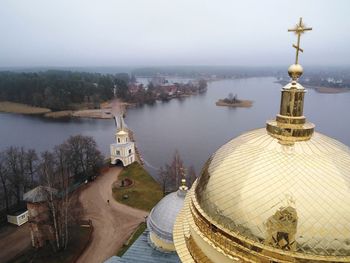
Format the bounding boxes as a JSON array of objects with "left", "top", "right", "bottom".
[{"left": 0, "top": 77, "right": 349, "bottom": 178}]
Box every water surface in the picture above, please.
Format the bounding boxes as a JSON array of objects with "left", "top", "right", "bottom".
[{"left": 0, "top": 77, "right": 349, "bottom": 177}]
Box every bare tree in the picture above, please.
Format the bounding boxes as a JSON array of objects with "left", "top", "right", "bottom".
[
  {"left": 25, "top": 149, "right": 39, "bottom": 188},
  {"left": 53, "top": 144, "right": 71, "bottom": 250},
  {"left": 158, "top": 166, "right": 167, "bottom": 196},
  {"left": 40, "top": 151, "right": 61, "bottom": 251},
  {"left": 159, "top": 150, "right": 199, "bottom": 193},
  {"left": 39, "top": 150, "right": 71, "bottom": 251},
  {"left": 159, "top": 150, "right": 186, "bottom": 193},
  {"left": 65, "top": 135, "right": 103, "bottom": 182},
  {"left": 0, "top": 152, "right": 10, "bottom": 212},
  {"left": 170, "top": 150, "right": 184, "bottom": 189},
  {"left": 187, "top": 165, "right": 197, "bottom": 188},
  {"left": 5, "top": 147, "right": 27, "bottom": 205}
]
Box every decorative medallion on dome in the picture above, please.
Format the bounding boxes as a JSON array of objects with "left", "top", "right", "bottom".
[{"left": 265, "top": 204, "right": 298, "bottom": 251}]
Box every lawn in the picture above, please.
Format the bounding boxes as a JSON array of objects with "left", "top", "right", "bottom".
[{"left": 112, "top": 162, "right": 163, "bottom": 211}]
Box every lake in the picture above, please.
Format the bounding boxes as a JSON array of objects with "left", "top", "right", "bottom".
[{"left": 1, "top": 77, "right": 349, "bottom": 177}]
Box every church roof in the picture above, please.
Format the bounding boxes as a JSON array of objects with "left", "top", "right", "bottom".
[
  {"left": 104, "top": 229, "right": 180, "bottom": 263},
  {"left": 116, "top": 130, "right": 128, "bottom": 136},
  {"left": 23, "top": 186, "right": 58, "bottom": 203},
  {"left": 147, "top": 188, "right": 187, "bottom": 243}
]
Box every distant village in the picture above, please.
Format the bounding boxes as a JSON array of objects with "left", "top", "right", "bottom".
[
  {"left": 124, "top": 75, "right": 208, "bottom": 104},
  {"left": 276, "top": 69, "right": 350, "bottom": 92}
]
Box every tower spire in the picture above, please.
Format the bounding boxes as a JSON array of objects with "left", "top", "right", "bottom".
[{"left": 266, "top": 18, "right": 314, "bottom": 145}]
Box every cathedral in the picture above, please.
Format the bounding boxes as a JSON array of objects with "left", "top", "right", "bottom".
[
  {"left": 106, "top": 18, "right": 350, "bottom": 263},
  {"left": 173, "top": 18, "right": 350, "bottom": 262}
]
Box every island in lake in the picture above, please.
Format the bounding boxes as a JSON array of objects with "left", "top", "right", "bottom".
[{"left": 216, "top": 93, "right": 253, "bottom": 108}]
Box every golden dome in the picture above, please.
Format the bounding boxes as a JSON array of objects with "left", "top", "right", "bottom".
[
  {"left": 174, "top": 129, "right": 350, "bottom": 262},
  {"left": 200, "top": 128, "right": 350, "bottom": 256},
  {"left": 173, "top": 18, "right": 350, "bottom": 262}
]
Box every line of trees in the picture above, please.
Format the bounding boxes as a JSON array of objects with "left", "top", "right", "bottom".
[
  {"left": 158, "top": 150, "right": 197, "bottom": 195},
  {"left": 0, "top": 135, "right": 103, "bottom": 213},
  {"left": 0, "top": 71, "right": 130, "bottom": 111},
  {"left": 0, "top": 135, "right": 103, "bottom": 251}
]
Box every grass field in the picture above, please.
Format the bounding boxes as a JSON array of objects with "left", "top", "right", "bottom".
[
  {"left": 116, "top": 222, "right": 147, "bottom": 257},
  {"left": 0, "top": 101, "right": 51, "bottom": 114},
  {"left": 112, "top": 162, "right": 163, "bottom": 211}
]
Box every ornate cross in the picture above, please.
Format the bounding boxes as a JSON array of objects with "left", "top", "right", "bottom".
[{"left": 288, "top": 17, "right": 312, "bottom": 64}]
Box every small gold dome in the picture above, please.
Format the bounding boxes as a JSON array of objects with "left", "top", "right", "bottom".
[{"left": 288, "top": 63, "right": 303, "bottom": 80}]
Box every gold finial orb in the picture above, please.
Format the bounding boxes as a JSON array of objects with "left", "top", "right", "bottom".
[{"left": 288, "top": 63, "right": 303, "bottom": 80}]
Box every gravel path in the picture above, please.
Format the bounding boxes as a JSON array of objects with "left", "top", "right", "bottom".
[{"left": 77, "top": 167, "right": 148, "bottom": 263}]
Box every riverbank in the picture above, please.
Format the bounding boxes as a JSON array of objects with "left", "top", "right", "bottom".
[
  {"left": 216, "top": 99, "right": 253, "bottom": 108},
  {"left": 275, "top": 80, "right": 350, "bottom": 94},
  {"left": 0, "top": 100, "right": 134, "bottom": 119},
  {"left": 309, "top": 86, "right": 350, "bottom": 94},
  {"left": 0, "top": 101, "right": 51, "bottom": 115}
]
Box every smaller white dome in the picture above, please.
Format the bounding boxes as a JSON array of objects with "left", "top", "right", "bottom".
[
  {"left": 147, "top": 188, "right": 187, "bottom": 244},
  {"left": 116, "top": 130, "right": 128, "bottom": 136}
]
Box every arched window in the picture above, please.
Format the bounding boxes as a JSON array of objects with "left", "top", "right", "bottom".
[
  {"left": 118, "top": 138, "right": 120, "bottom": 143},
  {"left": 128, "top": 149, "right": 132, "bottom": 154}
]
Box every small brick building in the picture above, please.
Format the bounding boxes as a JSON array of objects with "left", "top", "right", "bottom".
[{"left": 23, "top": 186, "right": 57, "bottom": 248}]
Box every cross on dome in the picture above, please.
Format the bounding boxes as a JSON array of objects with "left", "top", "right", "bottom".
[{"left": 288, "top": 17, "right": 312, "bottom": 65}]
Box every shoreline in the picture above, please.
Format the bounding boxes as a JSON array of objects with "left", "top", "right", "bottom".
[
  {"left": 0, "top": 100, "right": 135, "bottom": 120},
  {"left": 307, "top": 86, "right": 350, "bottom": 94},
  {"left": 275, "top": 81, "right": 350, "bottom": 94}
]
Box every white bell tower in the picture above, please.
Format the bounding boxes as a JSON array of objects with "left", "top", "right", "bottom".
[{"left": 110, "top": 114, "right": 136, "bottom": 166}]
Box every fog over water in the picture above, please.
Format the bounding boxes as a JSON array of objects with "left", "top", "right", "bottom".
[
  {"left": 1, "top": 0, "right": 349, "bottom": 67},
  {"left": 1, "top": 77, "right": 349, "bottom": 177}
]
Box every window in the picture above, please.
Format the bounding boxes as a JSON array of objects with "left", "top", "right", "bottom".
[
  {"left": 116, "top": 150, "right": 120, "bottom": 155},
  {"left": 128, "top": 149, "right": 132, "bottom": 154},
  {"left": 117, "top": 138, "right": 120, "bottom": 143}
]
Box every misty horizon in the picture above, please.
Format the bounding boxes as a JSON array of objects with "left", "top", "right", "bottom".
[{"left": 1, "top": 0, "right": 349, "bottom": 68}]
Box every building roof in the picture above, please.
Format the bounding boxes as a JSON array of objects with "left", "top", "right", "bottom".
[
  {"left": 147, "top": 188, "right": 187, "bottom": 243},
  {"left": 23, "top": 186, "right": 58, "bottom": 203},
  {"left": 104, "top": 229, "right": 180, "bottom": 263}
]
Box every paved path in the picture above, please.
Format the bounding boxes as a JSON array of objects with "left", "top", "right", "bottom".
[{"left": 77, "top": 167, "right": 148, "bottom": 263}]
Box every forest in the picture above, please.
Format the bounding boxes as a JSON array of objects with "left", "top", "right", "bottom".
[{"left": 0, "top": 71, "right": 129, "bottom": 111}]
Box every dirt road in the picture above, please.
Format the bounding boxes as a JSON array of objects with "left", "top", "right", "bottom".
[
  {"left": 77, "top": 167, "right": 148, "bottom": 263},
  {"left": 0, "top": 223, "right": 31, "bottom": 263}
]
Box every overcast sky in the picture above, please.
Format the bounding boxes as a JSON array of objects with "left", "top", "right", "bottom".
[{"left": 0, "top": 0, "right": 349, "bottom": 67}]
